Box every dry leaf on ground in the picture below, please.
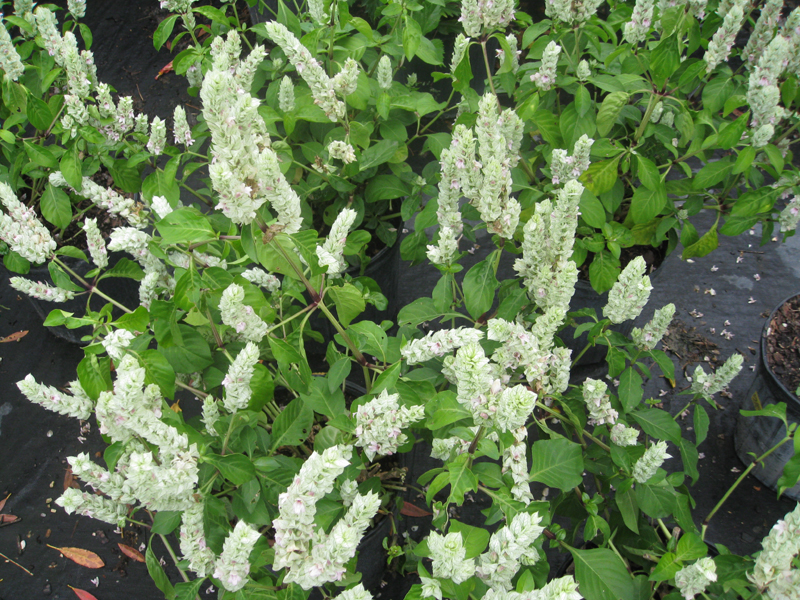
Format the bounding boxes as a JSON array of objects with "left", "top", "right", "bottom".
[
  {"left": 400, "top": 502, "right": 432, "bottom": 517},
  {"left": 118, "top": 543, "right": 145, "bottom": 563},
  {"left": 48, "top": 545, "right": 105, "bottom": 568},
  {"left": 0, "top": 330, "right": 28, "bottom": 343},
  {"left": 69, "top": 586, "right": 99, "bottom": 600}
]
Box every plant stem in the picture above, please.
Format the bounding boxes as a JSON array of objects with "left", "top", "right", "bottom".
[
  {"left": 0, "top": 550, "right": 33, "bottom": 575},
  {"left": 480, "top": 38, "right": 498, "bottom": 97},
  {"left": 701, "top": 434, "right": 793, "bottom": 540},
  {"left": 175, "top": 380, "right": 209, "bottom": 398},
  {"left": 634, "top": 93, "right": 659, "bottom": 144},
  {"left": 221, "top": 413, "right": 241, "bottom": 456},
  {"left": 536, "top": 401, "right": 611, "bottom": 451},
  {"left": 657, "top": 518, "right": 672, "bottom": 540},
  {"left": 266, "top": 301, "right": 319, "bottom": 335},
  {"left": 157, "top": 533, "right": 192, "bottom": 584},
  {"left": 53, "top": 257, "right": 133, "bottom": 314},
  {"left": 317, "top": 298, "right": 368, "bottom": 367}
]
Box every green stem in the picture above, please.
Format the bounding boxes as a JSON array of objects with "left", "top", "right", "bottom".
[
  {"left": 317, "top": 298, "right": 368, "bottom": 367},
  {"left": 536, "top": 401, "right": 611, "bottom": 451},
  {"left": 125, "top": 517, "right": 152, "bottom": 528},
  {"left": 53, "top": 257, "right": 133, "bottom": 314},
  {"left": 571, "top": 327, "right": 606, "bottom": 368},
  {"left": 156, "top": 533, "right": 192, "bottom": 585},
  {"left": 657, "top": 518, "right": 672, "bottom": 540},
  {"left": 266, "top": 301, "right": 319, "bottom": 335},
  {"left": 701, "top": 434, "right": 793, "bottom": 540},
  {"left": 179, "top": 181, "right": 213, "bottom": 206},
  {"left": 221, "top": 412, "right": 241, "bottom": 456},
  {"left": 175, "top": 380, "right": 208, "bottom": 399},
  {"left": 480, "top": 38, "right": 498, "bottom": 97},
  {"left": 634, "top": 93, "right": 659, "bottom": 144}
]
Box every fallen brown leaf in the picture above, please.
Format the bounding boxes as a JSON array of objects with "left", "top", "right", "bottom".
[
  {"left": 0, "top": 330, "right": 28, "bottom": 343},
  {"left": 64, "top": 468, "right": 79, "bottom": 491},
  {"left": 117, "top": 543, "right": 145, "bottom": 563},
  {"left": 48, "top": 545, "right": 104, "bottom": 569},
  {"left": 156, "top": 60, "right": 173, "bottom": 79},
  {"left": 0, "top": 514, "right": 20, "bottom": 526},
  {"left": 400, "top": 502, "right": 432, "bottom": 517},
  {"left": 0, "top": 492, "right": 10, "bottom": 512},
  {"left": 69, "top": 586, "right": 99, "bottom": 600}
]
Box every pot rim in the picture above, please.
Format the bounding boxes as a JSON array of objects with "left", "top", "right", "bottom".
[{"left": 760, "top": 291, "right": 800, "bottom": 403}]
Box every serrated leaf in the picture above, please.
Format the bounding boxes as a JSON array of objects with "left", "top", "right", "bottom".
[
  {"left": 681, "top": 223, "right": 718, "bottom": 259},
  {"left": 327, "top": 283, "right": 365, "bottom": 327},
  {"left": 360, "top": 140, "right": 398, "bottom": 170},
  {"left": 692, "top": 159, "right": 733, "bottom": 190},
  {"left": 207, "top": 454, "right": 256, "bottom": 486},
  {"left": 60, "top": 144, "right": 83, "bottom": 191},
  {"left": 619, "top": 367, "right": 644, "bottom": 413},
  {"left": 462, "top": 256, "right": 499, "bottom": 319}
]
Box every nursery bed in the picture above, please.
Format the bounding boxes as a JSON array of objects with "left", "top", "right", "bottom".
[{"left": 3, "top": 0, "right": 800, "bottom": 598}]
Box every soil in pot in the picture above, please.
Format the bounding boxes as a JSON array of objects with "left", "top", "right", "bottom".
[
  {"left": 735, "top": 293, "right": 800, "bottom": 500},
  {"left": 765, "top": 294, "right": 800, "bottom": 398}
]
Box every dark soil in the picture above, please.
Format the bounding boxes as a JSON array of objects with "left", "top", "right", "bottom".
[
  {"left": 766, "top": 294, "right": 800, "bottom": 397},
  {"left": 662, "top": 318, "right": 722, "bottom": 368}
]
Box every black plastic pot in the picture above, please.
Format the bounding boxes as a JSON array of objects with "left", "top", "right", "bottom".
[
  {"left": 25, "top": 252, "right": 140, "bottom": 346},
  {"left": 734, "top": 292, "right": 800, "bottom": 501},
  {"left": 563, "top": 264, "right": 664, "bottom": 368}
]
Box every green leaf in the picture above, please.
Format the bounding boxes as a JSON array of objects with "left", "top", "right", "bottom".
[
  {"left": 27, "top": 95, "right": 53, "bottom": 131},
  {"left": 360, "top": 140, "right": 398, "bottom": 170},
  {"left": 694, "top": 405, "right": 709, "bottom": 446},
  {"left": 157, "top": 208, "right": 216, "bottom": 244},
  {"left": 692, "top": 159, "right": 733, "bottom": 190},
  {"left": 636, "top": 156, "right": 661, "bottom": 191},
  {"left": 300, "top": 377, "right": 346, "bottom": 419},
  {"left": 676, "top": 532, "right": 707, "bottom": 562},
  {"left": 115, "top": 306, "right": 150, "bottom": 332},
  {"left": 619, "top": 367, "right": 644, "bottom": 413},
  {"left": 682, "top": 223, "right": 718, "bottom": 260},
  {"left": 269, "top": 396, "right": 313, "bottom": 451},
  {"left": 449, "top": 521, "right": 490, "bottom": 559},
  {"left": 140, "top": 349, "right": 176, "bottom": 400},
  {"left": 462, "top": 255, "right": 499, "bottom": 319},
  {"left": 397, "top": 297, "right": 465, "bottom": 326},
  {"left": 108, "top": 161, "right": 141, "bottom": 194},
  {"left": 635, "top": 483, "right": 676, "bottom": 518},
  {"left": 207, "top": 454, "right": 256, "bottom": 486},
  {"left": 532, "top": 109, "right": 563, "bottom": 147},
  {"left": 60, "top": 144, "right": 83, "bottom": 191},
  {"left": 175, "top": 579, "right": 205, "bottom": 600},
  {"left": 365, "top": 174, "right": 410, "bottom": 203},
  {"left": 403, "top": 15, "right": 422, "bottom": 60},
  {"left": 146, "top": 544, "right": 175, "bottom": 600},
  {"left": 778, "top": 434, "right": 800, "bottom": 497},
  {"left": 447, "top": 454, "right": 478, "bottom": 504},
  {"left": 347, "top": 321, "right": 389, "bottom": 359},
  {"left": 153, "top": 14, "right": 178, "bottom": 50},
  {"left": 529, "top": 438, "right": 584, "bottom": 491},
  {"left": 630, "top": 185, "right": 667, "bottom": 224},
  {"left": 649, "top": 552, "right": 682, "bottom": 583},
  {"left": 426, "top": 391, "right": 471, "bottom": 429},
  {"left": 596, "top": 92, "right": 628, "bottom": 137},
  {"left": 650, "top": 34, "right": 680, "bottom": 83},
  {"left": 77, "top": 355, "right": 112, "bottom": 401},
  {"left": 718, "top": 111, "right": 749, "bottom": 150},
  {"left": 580, "top": 156, "right": 621, "bottom": 195},
  {"left": 40, "top": 183, "right": 72, "bottom": 229},
  {"left": 151, "top": 511, "right": 182, "bottom": 535},
  {"left": 575, "top": 85, "right": 592, "bottom": 117},
  {"left": 615, "top": 487, "right": 639, "bottom": 533},
  {"left": 570, "top": 547, "right": 635, "bottom": 600},
  {"left": 580, "top": 189, "right": 606, "bottom": 229},
  {"left": 631, "top": 408, "right": 682, "bottom": 445},
  {"left": 764, "top": 144, "right": 784, "bottom": 172},
  {"left": 588, "top": 250, "right": 620, "bottom": 293},
  {"left": 160, "top": 325, "right": 214, "bottom": 373},
  {"left": 99, "top": 257, "right": 145, "bottom": 281},
  {"left": 193, "top": 5, "right": 229, "bottom": 25},
  {"left": 327, "top": 283, "right": 365, "bottom": 327},
  {"left": 24, "top": 142, "right": 58, "bottom": 169}
]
